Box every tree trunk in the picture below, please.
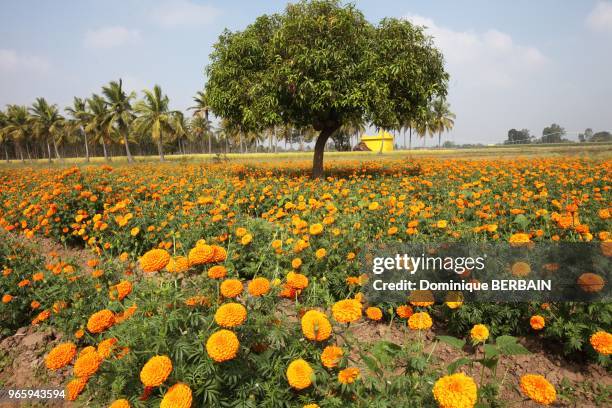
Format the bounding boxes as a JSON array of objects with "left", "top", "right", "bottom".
[
  {"left": 46, "top": 141, "right": 53, "bottom": 163},
  {"left": 52, "top": 138, "right": 62, "bottom": 161},
  {"left": 312, "top": 125, "right": 339, "bottom": 179},
  {"left": 438, "top": 131, "right": 441, "bottom": 148},
  {"left": 403, "top": 128, "right": 406, "bottom": 149},
  {"left": 26, "top": 143, "right": 32, "bottom": 162},
  {"left": 102, "top": 140, "right": 111, "bottom": 162},
  {"left": 409, "top": 127, "right": 412, "bottom": 150},
  {"left": 83, "top": 131, "right": 90, "bottom": 162},
  {"left": 16, "top": 141, "right": 24, "bottom": 163},
  {"left": 157, "top": 135, "right": 165, "bottom": 162},
  {"left": 122, "top": 134, "right": 133, "bottom": 163},
  {"left": 4, "top": 144, "right": 9, "bottom": 163}
]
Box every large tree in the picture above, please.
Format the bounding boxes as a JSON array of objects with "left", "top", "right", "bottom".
[
  {"left": 102, "top": 79, "right": 136, "bottom": 162},
  {"left": 65, "top": 97, "right": 92, "bottom": 162},
  {"left": 541, "top": 123, "right": 565, "bottom": 143},
  {"left": 29, "top": 98, "right": 63, "bottom": 162},
  {"left": 86, "top": 94, "right": 114, "bottom": 162},
  {"left": 3, "top": 105, "right": 30, "bottom": 162},
  {"left": 205, "top": 0, "right": 448, "bottom": 177},
  {"left": 189, "top": 90, "right": 213, "bottom": 154},
  {"left": 430, "top": 98, "right": 455, "bottom": 148}
]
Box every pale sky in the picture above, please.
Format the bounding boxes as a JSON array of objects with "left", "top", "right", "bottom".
[{"left": 1, "top": 0, "right": 611, "bottom": 144}]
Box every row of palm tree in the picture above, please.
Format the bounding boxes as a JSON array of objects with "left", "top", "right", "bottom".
[{"left": 0, "top": 79, "right": 455, "bottom": 163}]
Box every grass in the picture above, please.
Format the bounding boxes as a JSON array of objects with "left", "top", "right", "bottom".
[{"left": 1, "top": 142, "right": 610, "bottom": 168}]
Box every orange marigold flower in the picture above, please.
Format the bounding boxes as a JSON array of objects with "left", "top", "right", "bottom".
[
  {"left": 408, "top": 312, "right": 433, "bottom": 330},
  {"left": 590, "top": 331, "right": 612, "bottom": 355},
  {"left": 220, "top": 279, "right": 243, "bottom": 298},
  {"left": 309, "top": 223, "right": 323, "bottom": 235},
  {"left": 87, "top": 309, "right": 115, "bottom": 333},
  {"left": 396, "top": 305, "right": 414, "bottom": 319},
  {"left": 109, "top": 280, "right": 132, "bottom": 301},
  {"left": 188, "top": 244, "right": 214, "bottom": 266},
  {"left": 432, "top": 373, "right": 477, "bottom": 408},
  {"left": 291, "top": 258, "right": 302, "bottom": 269},
  {"left": 315, "top": 248, "right": 327, "bottom": 259},
  {"left": 140, "top": 248, "right": 170, "bottom": 273},
  {"left": 108, "top": 399, "right": 131, "bottom": 408},
  {"left": 73, "top": 351, "right": 102, "bottom": 378},
  {"left": 32, "top": 272, "right": 44, "bottom": 281},
  {"left": 207, "top": 265, "right": 227, "bottom": 279},
  {"left": 75, "top": 328, "right": 85, "bottom": 339},
  {"left": 286, "top": 359, "right": 313, "bottom": 390},
  {"left": 2, "top": 294, "right": 12, "bottom": 303},
  {"left": 287, "top": 272, "right": 309, "bottom": 290},
  {"left": 301, "top": 310, "right": 332, "bottom": 341},
  {"left": 140, "top": 355, "right": 173, "bottom": 387},
  {"left": 470, "top": 324, "right": 489, "bottom": 343},
  {"left": 530, "top": 315, "right": 545, "bottom": 330},
  {"left": 66, "top": 377, "right": 88, "bottom": 401},
  {"left": 166, "top": 256, "right": 190, "bottom": 273},
  {"left": 211, "top": 245, "right": 227, "bottom": 263},
  {"left": 31, "top": 300, "right": 41, "bottom": 309},
  {"left": 206, "top": 329, "right": 240, "bottom": 363},
  {"left": 331, "top": 299, "right": 362, "bottom": 324},
  {"left": 45, "top": 342, "right": 77, "bottom": 370},
  {"left": 184, "top": 295, "right": 209, "bottom": 307},
  {"left": 247, "top": 277, "right": 271, "bottom": 297},
  {"left": 97, "top": 338, "right": 118, "bottom": 359},
  {"left": 577, "top": 273, "right": 605, "bottom": 293},
  {"left": 511, "top": 261, "right": 531, "bottom": 277},
  {"left": 215, "top": 303, "right": 247, "bottom": 328},
  {"left": 338, "top": 367, "right": 360, "bottom": 384},
  {"left": 365, "top": 307, "right": 383, "bottom": 321},
  {"left": 160, "top": 383, "right": 192, "bottom": 408},
  {"left": 79, "top": 346, "right": 97, "bottom": 357},
  {"left": 32, "top": 309, "right": 51, "bottom": 325},
  {"left": 519, "top": 374, "right": 556, "bottom": 405},
  {"left": 321, "top": 345, "right": 343, "bottom": 368}
]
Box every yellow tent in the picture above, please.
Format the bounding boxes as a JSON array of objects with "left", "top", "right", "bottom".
[{"left": 360, "top": 131, "right": 394, "bottom": 152}]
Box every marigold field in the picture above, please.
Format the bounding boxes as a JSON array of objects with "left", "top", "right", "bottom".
[{"left": 0, "top": 156, "right": 611, "bottom": 407}]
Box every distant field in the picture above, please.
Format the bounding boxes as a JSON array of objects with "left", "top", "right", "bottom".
[{"left": 1, "top": 142, "right": 610, "bottom": 168}]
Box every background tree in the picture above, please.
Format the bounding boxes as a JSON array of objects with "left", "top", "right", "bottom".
[
  {"left": 102, "top": 79, "right": 135, "bottom": 162},
  {"left": 205, "top": 0, "right": 448, "bottom": 177},
  {"left": 190, "top": 90, "right": 212, "bottom": 154},
  {"left": 2, "top": 105, "right": 30, "bottom": 162},
  {"left": 0, "top": 110, "right": 9, "bottom": 162},
  {"left": 591, "top": 131, "right": 612, "bottom": 142},
  {"left": 133, "top": 85, "right": 181, "bottom": 161},
  {"left": 30, "top": 98, "right": 63, "bottom": 162},
  {"left": 541, "top": 123, "right": 565, "bottom": 143},
  {"left": 65, "top": 97, "right": 92, "bottom": 162},
  {"left": 506, "top": 128, "right": 531, "bottom": 144},
  {"left": 430, "top": 97, "right": 455, "bottom": 148}
]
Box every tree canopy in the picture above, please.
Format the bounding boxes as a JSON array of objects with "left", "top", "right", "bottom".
[{"left": 205, "top": 0, "right": 449, "bottom": 177}]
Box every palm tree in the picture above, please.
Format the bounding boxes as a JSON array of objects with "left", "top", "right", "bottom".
[
  {"left": 190, "top": 115, "right": 210, "bottom": 153},
  {"left": 3, "top": 105, "right": 30, "bottom": 162},
  {"left": 133, "top": 85, "right": 182, "bottom": 161},
  {"left": 102, "top": 79, "right": 135, "bottom": 162},
  {"left": 430, "top": 98, "right": 455, "bottom": 148},
  {"left": 189, "top": 90, "right": 212, "bottom": 154},
  {"left": 29, "top": 98, "right": 63, "bottom": 162},
  {"left": 415, "top": 109, "right": 435, "bottom": 148},
  {"left": 0, "top": 109, "right": 9, "bottom": 162},
  {"left": 86, "top": 94, "right": 113, "bottom": 162},
  {"left": 65, "top": 97, "right": 92, "bottom": 162}
]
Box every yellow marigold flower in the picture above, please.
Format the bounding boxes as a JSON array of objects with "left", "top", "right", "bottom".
[
  {"left": 210, "top": 245, "right": 227, "bottom": 262},
  {"left": 437, "top": 220, "right": 448, "bottom": 228},
  {"left": 590, "top": 331, "right": 612, "bottom": 355},
  {"left": 520, "top": 374, "right": 556, "bottom": 405},
  {"left": 45, "top": 342, "right": 77, "bottom": 370},
  {"left": 287, "top": 272, "right": 308, "bottom": 290},
  {"left": 315, "top": 248, "right": 327, "bottom": 259},
  {"left": 215, "top": 303, "right": 247, "bottom": 328},
  {"left": 235, "top": 227, "right": 247, "bottom": 237},
  {"left": 140, "top": 355, "right": 173, "bottom": 387},
  {"left": 140, "top": 248, "right": 170, "bottom": 273},
  {"left": 248, "top": 277, "right": 271, "bottom": 297},
  {"left": 79, "top": 346, "right": 97, "bottom": 357},
  {"left": 365, "top": 307, "right": 383, "bottom": 321},
  {"left": 108, "top": 399, "right": 130, "bottom": 408},
  {"left": 130, "top": 227, "right": 140, "bottom": 236},
  {"left": 321, "top": 345, "right": 343, "bottom": 368},
  {"left": 301, "top": 310, "right": 332, "bottom": 341},
  {"left": 368, "top": 202, "right": 380, "bottom": 211},
  {"left": 509, "top": 233, "right": 531, "bottom": 245},
  {"left": 87, "top": 309, "right": 115, "bottom": 333},
  {"left": 338, "top": 367, "right": 360, "bottom": 384},
  {"left": 220, "top": 279, "right": 243, "bottom": 298},
  {"left": 208, "top": 265, "right": 227, "bottom": 279},
  {"left": 66, "top": 376, "right": 88, "bottom": 401},
  {"left": 291, "top": 258, "right": 302, "bottom": 269},
  {"left": 206, "top": 330, "right": 240, "bottom": 363},
  {"left": 73, "top": 351, "right": 102, "bottom": 378},
  {"left": 332, "top": 299, "right": 362, "bottom": 324},
  {"left": 530, "top": 315, "right": 545, "bottom": 330},
  {"left": 97, "top": 338, "right": 118, "bottom": 359},
  {"left": 303, "top": 404, "right": 319, "bottom": 408},
  {"left": 309, "top": 223, "right": 323, "bottom": 235},
  {"left": 408, "top": 312, "right": 433, "bottom": 330},
  {"left": 470, "top": 324, "right": 489, "bottom": 343},
  {"left": 166, "top": 256, "right": 190, "bottom": 273},
  {"left": 241, "top": 234, "right": 253, "bottom": 245},
  {"left": 286, "top": 359, "right": 313, "bottom": 390},
  {"left": 511, "top": 261, "right": 531, "bottom": 277},
  {"left": 432, "top": 373, "right": 477, "bottom": 408},
  {"left": 160, "top": 383, "right": 193, "bottom": 408},
  {"left": 188, "top": 244, "right": 213, "bottom": 266}
]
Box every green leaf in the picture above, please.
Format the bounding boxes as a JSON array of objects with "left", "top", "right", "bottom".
[
  {"left": 437, "top": 335, "right": 466, "bottom": 350},
  {"left": 514, "top": 214, "right": 529, "bottom": 229},
  {"left": 447, "top": 357, "right": 472, "bottom": 374},
  {"left": 483, "top": 344, "right": 499, "bottom": 359},
  {"left": 362, "top": 355, "right": 383, "bottom": 377}
]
